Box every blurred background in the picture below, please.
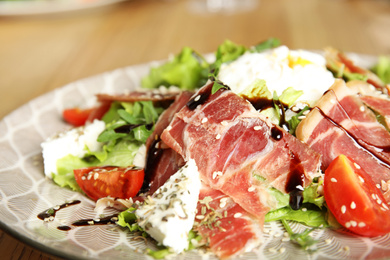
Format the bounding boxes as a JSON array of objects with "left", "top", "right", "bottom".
[{"left": 0, "top": 0, "right": 389, "bottom": 258}]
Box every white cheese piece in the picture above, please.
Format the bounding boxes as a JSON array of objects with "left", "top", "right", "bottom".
[
  {"left": 132, "top": 144, "right": 146, "bottom": 169},
  {"left": 135, "top": 159, "right": 200, "bottom": 254},
  {"left": 218, "top": 46, "right": 335, "bottom": 106},
  {"left": 41, "top": 119, "right": 105, "bottom": 178}
]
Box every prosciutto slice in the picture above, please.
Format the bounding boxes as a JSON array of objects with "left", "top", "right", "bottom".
[
  {"left": 194, "top": 184, "right": 263, "bottom": 259},
  {"left": 296, "top": 79, "right": 390, "bottom": 201},
  {"left": 161, "top": 84, "right": 321, "bottom": 219},
  {"left": 140, "top": 91, "right": 193, "bottom": 195}
]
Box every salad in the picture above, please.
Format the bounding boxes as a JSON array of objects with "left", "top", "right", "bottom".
[{"left": 40, "top": 38, "right": 390, "bottom": 259}]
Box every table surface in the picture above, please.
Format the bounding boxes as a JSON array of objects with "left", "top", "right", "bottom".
[{"left": 1, "top": 0, "right": 390, "bottom": 259}]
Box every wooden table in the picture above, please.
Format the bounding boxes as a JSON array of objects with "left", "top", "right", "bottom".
[{"left": 0, "top": 0, "right": 389, "bottom": 259}]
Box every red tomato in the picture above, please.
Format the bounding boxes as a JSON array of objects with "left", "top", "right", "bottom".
[
  {"left": 63, "top": 108, "right": 94, "bottom": 127},
  {"left": 63, "top": 102, "right": 111, "bottom": 127},
  {"left": 74, "top": 166, "right": 144, "bottom": 201},
  {"left": 324, "top": 155, "right": 390, "bottom": 237}
]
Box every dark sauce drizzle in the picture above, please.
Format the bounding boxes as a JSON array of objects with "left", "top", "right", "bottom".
[
  {"left": 247, "top": 97, "right": 290, "bottom": 131},
  {"left": 186, "top": 85, "right": 213, "bottom": 110},
  {"left": 37, "top": 201, "right": 119, "bottom": 231},
  {"left": 140, "top": 136, "right": 164, "bottom": 194},
  {"left": 285, "top": 151, "right": 306, "bottom": 210},
  {"left": 114, "top": 123, "right": 154, "bottom": 134},
  {"left": 72, "top": 214, "right": 119, "bottom": 227},
  {"left": 37, "top": 200, "right": 81, "bottom": 221},
  {"left": 315, "top": 105, "right": 390, "bottom": 169}
]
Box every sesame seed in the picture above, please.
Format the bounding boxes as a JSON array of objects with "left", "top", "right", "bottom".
[
  {"left": 345, "top": 222, "right": 351, "bottom": 228},
  {"left": 196, "top": 215, "right": 205, "bottom": 220},
  {"left": 81, "top": 176, "right": 86, "bottom": 180},
  {"left": 166, "top": 125, "right": 172, "bottom": 131},
  {"left": 303, "top": 110, "right": 310, "bottom": 115},
  {"left": 296, "top": 185, "right": 304, "bottom": 191},
  {"left": 354, "top": 162, "right": 361, "bottom": 169},
  {"left": 376, "top": 184, "right": 381, "bottom": 189},
  {"left": 234, "top": 213, "right": 242, "bottom": 218},
  {"left": 358, "top": 176, "right": 364, "bottom": 183},
  {"left": 372, "top": 194, "right": 377, "bottom": 200},
  {"left": 94, "top": 172, "right": 99, "bottom": 180},
  {"left": 350, "top": 221, "right": 357, "bottom": 227},
  {"left": 281, "top": 237, "right": 290, "bottom": 242},
  {"left": 194, "top": 95, "right": 201, "bottom": 102},
  {"left": 341, "top": 205, "right": 346, "bottom": 214},
  {"left": 88, "top": 221, "right": 94, "bottom": 225},
  {"left": 248, "top": 186, "right": 256, "bottom": 192},
  {"left": 302, "top": 208, "right": 307, "bottom": 212},
  {"left": 201, "top": 118, "right": 208, "bottom": 123},
  {"left": 297, "top": 116, "right": 306, "bottom": 120},
  {"left": 377, "top": 198, "right": 382, "bottom": 205},
  {"left": 219, "top": 201, "right": 227, "bottom": 208},
  {"left": 254, "top": 125, "right": 262, "bottom": 131},
  {"left": 331, "top": 178, "right": 337, "bottom": 183},
  {"left": 360, "top": 106, "right": 365, "bottom": 112},
  {"left": 382, "top": 203, "right": 389, "bottom": 210},
  {"left": 350, "top": 201, "right": 356, "bottom": 209},
  {"left": 358, "top": 222, "right": 366, "bottom": 227},
  {"left": 216, "top": 134, "right": 221, "bottom": 139}
]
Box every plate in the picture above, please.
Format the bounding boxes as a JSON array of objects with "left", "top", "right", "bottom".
[
  {"left": 1, "top": 53, "right": 390, "bottom": 260},
  {"left": 0, "top": 0, "right": 127, "bottom": 16}
]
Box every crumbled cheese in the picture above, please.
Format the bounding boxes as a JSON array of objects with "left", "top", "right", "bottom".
[
  {"left": 41, "top": 119, "right": 105, "bottom": 178},
  {"left": 133, "top": 144, "right": 146, "bottom": 168},
  {"left": 135, "top": 159, "right": 201, "bottom": 254}
]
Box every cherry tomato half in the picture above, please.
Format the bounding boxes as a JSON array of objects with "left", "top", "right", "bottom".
[
  {"left": 324, "top": 155, "right": 390, "bottom": 237},
  {"left": 74, "top": 166, "right": 144, "bottom": 201}
]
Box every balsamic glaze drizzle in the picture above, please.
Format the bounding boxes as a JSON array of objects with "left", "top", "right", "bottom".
[
  {"left": 72, "top": 214, "right": 119, "bottom": 227},
  {"left": 114, "top": 123, "right": 154, "bottom": 134},
  {"left": 315, "top": 106, "right": 390, "bottom": 170},
  {"left": 140, "top": 136, "right": 164, "bottom": 194},
  {"left": 186, "top": 86, "right": 212, "bottom": 110},
  {"left": 37, "top": 200, "right": 81, "bottom": 221},
  {"left": 285, "top": 151, "right": 306, "bottom": 210}
]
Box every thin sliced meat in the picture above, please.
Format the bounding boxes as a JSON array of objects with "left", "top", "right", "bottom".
[
  {"left": 296, "top": 79, "right": 390, "bottom": 201},
  {"left": 140, "top": 91, "right": 193, "bottom": 195},
  {"left": 161, "top": 83, "right": 321, "bottom": 219},
  {"left": 347, "top": 80, "right": 390, "bottom": 129},
  {"left": 96, "top": 90, "right": 180, "bottom": 103},
  {"left": 194, "top": 184, "right": 263, "bottom": 259}
]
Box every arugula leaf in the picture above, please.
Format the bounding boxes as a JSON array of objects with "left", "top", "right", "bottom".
[
  {"left": 252, "top": 38, "right": 281, "bottom": 53},
  {"left": 281, "top": 219, "right": 319, "bottom": 251},
  {"left": 210, "top": 40, "right": 248, "bottom": 78}
]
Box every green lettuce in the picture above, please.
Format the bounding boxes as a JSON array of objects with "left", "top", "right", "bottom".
[
  {"left": 141, "top": 47, "right": 209, "bottom": 90},
  {"left": 51, "top": 100, "right": 163, "bottom": 191},
  {"left": 371, "top": 56, "right": 390, "bottom": 84}
]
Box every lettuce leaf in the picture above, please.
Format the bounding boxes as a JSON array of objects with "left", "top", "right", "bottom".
[
  {"left": 141, "top": 47, "right": 209, "bottom": 90},
  {"left": 371, "top": 56, "right": 390, "bottom": 84},
  {"left": 54, "top": 155, "right": 96, "bottom": 192}
]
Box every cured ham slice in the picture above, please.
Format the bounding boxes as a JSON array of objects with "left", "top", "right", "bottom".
[
  {"left": 347, "top": 80, "right": 390, "bottom": 129},
  {"left": 194, "top": 185, "right": 263, "bottom": 259},
  {"left": 296, "top": 79, "right": 390, "bottom": 201},
  {"left": 161, "top": 83, "right": 321, "bottom": 219},
  {"left": 140, "top": 91, "right": 193, "bottom": 195}
]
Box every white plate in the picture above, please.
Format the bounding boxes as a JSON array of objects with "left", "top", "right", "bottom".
[
  {"left": 0, "top": 0, "right": 127, "bottom": 16},
  {"left": 0, "top": 53, "right": 389, "bottom": 260}
]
